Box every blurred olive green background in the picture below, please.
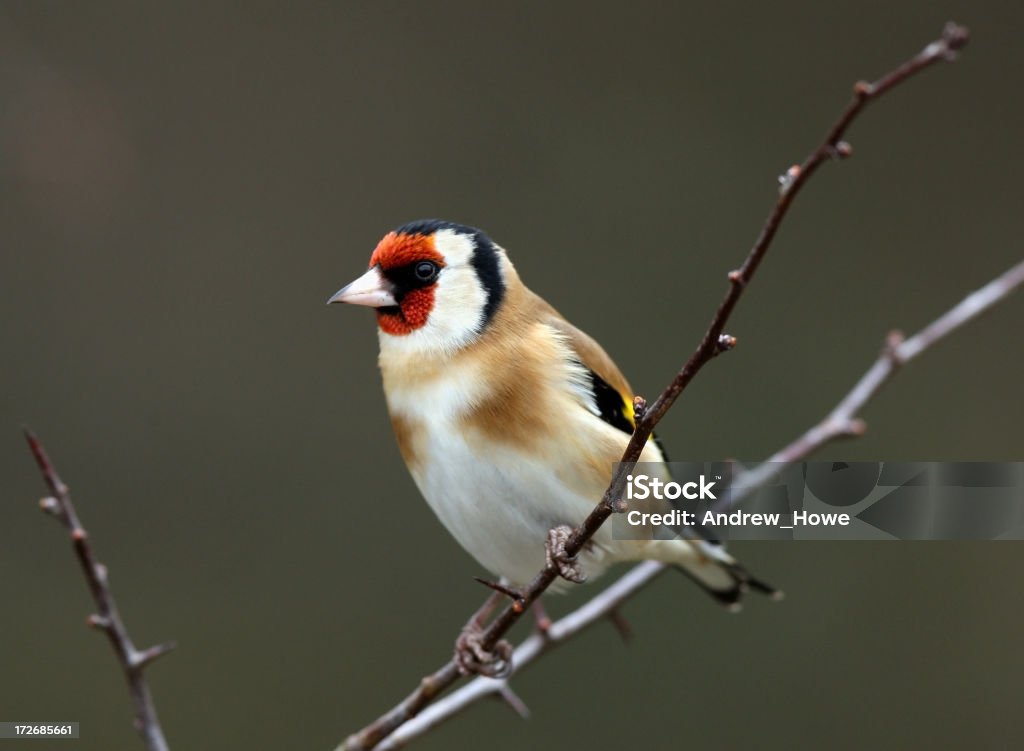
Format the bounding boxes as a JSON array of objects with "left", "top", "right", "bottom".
[{"left": 2, "top": 3, "right": 1023, "bottom": 750}]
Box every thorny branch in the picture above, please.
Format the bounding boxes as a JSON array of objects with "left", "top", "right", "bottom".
[
  {"left": 372, "top": 255, "right": 1024, "bottom": 749},
  {"left": 25, "top": 431, "right": 175, "bottom": 751},
  {"left": 340, "top": 21, "right": 973, "bottom": 751},
  {"left": 715, "top": 258, "right": 1024, "bottom": 510},
  {"left": 375, "top": 561, "right": 664, "bottom": 750}
]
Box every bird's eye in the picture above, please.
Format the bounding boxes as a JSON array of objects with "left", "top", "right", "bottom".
[{"left": 414, "top": 261, "right": 439, "bottom": 282}]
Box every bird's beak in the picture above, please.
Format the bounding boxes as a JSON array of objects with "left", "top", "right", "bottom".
[{"left": 327, "top": 266, "right": 397, "bottom": 307}]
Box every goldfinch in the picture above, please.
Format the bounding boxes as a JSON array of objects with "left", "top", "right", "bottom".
[{"left": 328, "top": 220, "right": 777, "bottom": 610}]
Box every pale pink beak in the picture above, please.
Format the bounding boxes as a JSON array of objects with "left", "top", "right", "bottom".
[{"left": 327, "top": 267, "right": 397, "bottom": 308}]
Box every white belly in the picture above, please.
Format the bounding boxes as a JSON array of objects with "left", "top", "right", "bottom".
[{"left": 409, "top": 422, "right": 610, "bottom": 586}]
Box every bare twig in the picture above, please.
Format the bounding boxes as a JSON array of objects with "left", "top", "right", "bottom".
[
  {"left": 339, "top": 23, "right": 971, "bottom": 750},
  {"left": 376, "top": 562, "right": 665, "bottom": 750},
  {"left": 371, "top": 256, "right": 1024, "bottom": 749},
  {"left": 24, "top": 430, "right": 174, "bottom": 751},
  {"left": 719, "top": 257, "right": 1024, "bottom": 508}
]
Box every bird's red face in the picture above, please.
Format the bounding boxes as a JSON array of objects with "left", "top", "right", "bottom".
[
  {"left": 329, "top": 220, "right": 507, "bottom": 352},
  {"left": 327, "top": 229, "right": 448, "bottom": 336},
  {"left": 366, "top": 231, "right": 446, "bottom": 335}
]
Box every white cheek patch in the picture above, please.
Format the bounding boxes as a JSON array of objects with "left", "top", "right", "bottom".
[
  {"left": 432, "top": 228, "right": 476, "bottom": 265},
  {"left": 379, "top": 229, "right": 490, "bottom": 357},
  {"left": 426, "top": 267, "right": 487, "bottom": 344}
]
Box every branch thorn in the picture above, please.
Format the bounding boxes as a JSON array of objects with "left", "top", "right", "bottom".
[
  {"left": 632, "top": 395, "right": 647, "bottom": 423},
  {"left": 473, "top": 577, "right": 526, "bottom": 611},
  {"left": 39, "top": 496, "right": 61, "bottom": 516},
  {"left": 884, "top": 330, "right": 906, "bottom": 365},
  {"left": 777, "top": 164, "right": 801, "bottom": 195},
  {"left": 607, "top": 608, "right": 633, "bottom": 643},
  {"left": 133, "top": 641, "right": 177, "bottom": 669},
  {"left": 829, "top": 141, "right": 853, "bottom": 159},
  {"left": 87, "top": 613, "right": 111, "bottom": 630},
  {"left": 497, "top": 684, "right": 531, "bottom": 720}
]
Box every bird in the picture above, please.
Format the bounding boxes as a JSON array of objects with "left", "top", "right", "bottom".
[{"left": 328, "top": 219, "right": 778, "bottom": 673}]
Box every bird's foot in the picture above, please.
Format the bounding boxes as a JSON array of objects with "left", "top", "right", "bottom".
[
  {"left": 454, "top": 623, "right": 513, "bottom": 678},
  {"left": 545, "top": 525, "right": 586, "bottom": 584}
]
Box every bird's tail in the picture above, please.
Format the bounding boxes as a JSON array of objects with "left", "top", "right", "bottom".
[{"left": 645, "top": 537, "right": 782, "bottom": 611}]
